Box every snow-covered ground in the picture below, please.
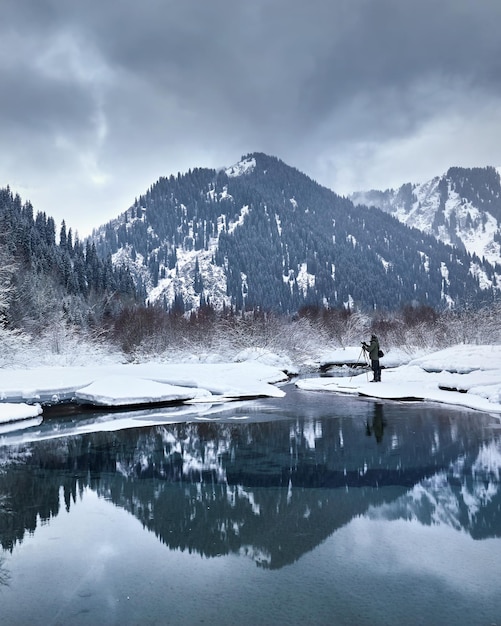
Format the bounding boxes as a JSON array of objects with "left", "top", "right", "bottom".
[
  {"left": 1, "top": 344, "right": 501, "bottom": 431},
  {"left": 299, "top": 344, "right": 501, "bottom": 415},
  {"left": 0, "top": 359, "right": 289, "bottom": 425}
]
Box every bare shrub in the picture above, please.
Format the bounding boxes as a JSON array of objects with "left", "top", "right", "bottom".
[
  {"left": 112, "top": 305, "right": 172, "bottom": 354},
  {"left": 437, "top": 302, "right": 501, "bottom": 346},
  {"left": 103, "top": 299, "right": 501, "bottom": 364},
  {"left": 0, "top": 328, "right": 32, "bottom": 367},
  {"left": 401, "top": 304, "right": 439, "bottom": 327}
]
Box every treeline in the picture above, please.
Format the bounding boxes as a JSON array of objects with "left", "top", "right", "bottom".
[{"left": 0, "top": 186, "right": 137, "bottom": 334}]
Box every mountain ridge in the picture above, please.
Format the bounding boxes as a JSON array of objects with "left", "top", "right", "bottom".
[
  {"left": 350, "top": 165, "right": 501, "bottom": 266},
  {"left": 90, "top": 153, "right": 500, "bottom": 313}
]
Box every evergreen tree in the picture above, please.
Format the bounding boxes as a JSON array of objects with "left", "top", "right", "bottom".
[{"left": 84, "top": 153, "right": 498, "bottom": 314}]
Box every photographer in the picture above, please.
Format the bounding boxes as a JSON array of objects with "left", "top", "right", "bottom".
[{"left": 362, "top": 334, "right": 382, "bottom": 382}]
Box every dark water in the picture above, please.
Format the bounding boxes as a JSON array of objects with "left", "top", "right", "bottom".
[{"left": 1, "top": 384, "right": 501, "bottom": 625}]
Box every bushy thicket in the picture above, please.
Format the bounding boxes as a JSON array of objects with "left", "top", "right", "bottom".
[
  {"left": 1, "top": 290, "right": 500, "bottom": 366},
  {"left": 106, "top": 301, "right": 501, "bottom": 363}
]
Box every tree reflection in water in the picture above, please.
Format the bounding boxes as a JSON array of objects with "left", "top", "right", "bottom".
[
  {"left": 0, "top": 398, "right": 500, "bottom": 570},
  {"left": 0, "top": 556, "right": 9, "bottom": 587},
  {"left": 0, "top": 496, "right": 10, "bottom": 587}
]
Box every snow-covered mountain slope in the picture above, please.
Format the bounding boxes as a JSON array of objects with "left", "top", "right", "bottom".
[
  {"left": 113, "top": 232, "right": 230, "bottom": 311},
  {"left": 91, "top": 155, "right": 501, "bottom": 313},
  {"left": 350, "top": 166, "right": 501, "bottom": 267},
  {"left": 367, "top": 439, "right": 501, "bottom": 539}
]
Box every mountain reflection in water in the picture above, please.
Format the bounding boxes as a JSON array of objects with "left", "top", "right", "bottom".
[{"left": 1, "top": 387, "right": 500, "bottom": 572}]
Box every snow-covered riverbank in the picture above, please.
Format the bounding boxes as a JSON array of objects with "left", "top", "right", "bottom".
[
  {"left": 301, "top": 344, "right": 501, "bottom": 415},
  {"left": 1, "top": 344, "right": 501, "bottom": 430}
]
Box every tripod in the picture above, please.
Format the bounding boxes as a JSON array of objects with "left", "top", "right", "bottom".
[{"left": 350, "top": 345, "right": 370, "bottom": 382}]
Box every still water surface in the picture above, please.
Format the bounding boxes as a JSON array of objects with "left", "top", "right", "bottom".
[{"left": 1, "top": 385, "right": 500, "bottom": 625}]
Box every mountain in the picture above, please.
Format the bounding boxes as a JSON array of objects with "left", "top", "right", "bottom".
[
  {"left": 91, "top": 154, "right": 500, "bottom": 313},
  {"left": 350, "top": 165, "right": 501, "bottom": 267}
]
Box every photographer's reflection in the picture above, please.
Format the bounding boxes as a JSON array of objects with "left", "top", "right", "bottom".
[{"left": 366, "top": 403, "right": 385, "bottom": 443}]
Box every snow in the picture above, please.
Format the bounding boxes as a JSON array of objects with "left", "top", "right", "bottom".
[
  {"left": 233, "top": 347, "right": 299, "bottom": 375},
  {"left": 225, "top": 156, "right": 256, "bottom": 177},
  {"left": 296, "top": 262, "right": 315, "bottom": 296},
  {"left": 0, "top": 360, "right": 288, "bottom": 426},
  {"left": 2, "top": 344, "right": 501, "bottom": 433},
  {"left": 298, "top": 344, "right": 501, "bottom": 415},
  {"left": 75, "top": 375, "right": 211, "bottom": 406},
  {"left": 146, "top": 243, "right": 229, "bottom": 310},
  {"left": 227, "top": 204, "right": 249, "bottom": 234},
  {"left": 352, "top": 174, "right": 501, "bottom": 273},
  {"left": 0, "top": 403, "right": 42, "bottom": 424}
]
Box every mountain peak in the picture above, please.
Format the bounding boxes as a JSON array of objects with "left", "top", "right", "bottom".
[
  {"left": 350, "top": 166, "right": 501, "bottom": 267},
  {"left": 225, "top": 155, "right": 256, "bottom": 178},
  {"left": 90, "top": 157, "right": 500, "bottom": 313}
]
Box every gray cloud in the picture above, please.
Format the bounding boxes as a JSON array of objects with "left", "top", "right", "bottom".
[{"left": 2, "top": 0, "right": 501, "bottom": 234}]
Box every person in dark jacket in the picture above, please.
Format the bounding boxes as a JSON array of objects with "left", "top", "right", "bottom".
[{"left": 362, "top": 334, "right": 381, "bottom": 382}]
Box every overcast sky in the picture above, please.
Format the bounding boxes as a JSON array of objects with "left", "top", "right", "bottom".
[{"left": 2, "top": 0, "right": 501, "bottom": 236}]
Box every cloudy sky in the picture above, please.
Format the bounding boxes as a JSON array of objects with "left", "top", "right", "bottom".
[{"left": 2, "top": 0, "right": 501, "bottom": 236}]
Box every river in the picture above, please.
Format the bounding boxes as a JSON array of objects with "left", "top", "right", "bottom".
[{"left": 1, "top": 384, "right": 500, "bottom": 625}]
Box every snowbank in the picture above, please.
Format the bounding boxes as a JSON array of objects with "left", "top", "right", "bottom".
[
  {"left": 0, "top": 360, "right": 288, "bottom": 425},
  {"left": 298, "top": 345, "right": 501, "bottom": 415},
  {"left": 2, "top": 344, "right": 501, "bottom": 430},
  {"left": 0, "top": 403, "right": 42, "bottom": 426},
  {"left": 75, "top": 376, "right": 212, "bottom": 407}
]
